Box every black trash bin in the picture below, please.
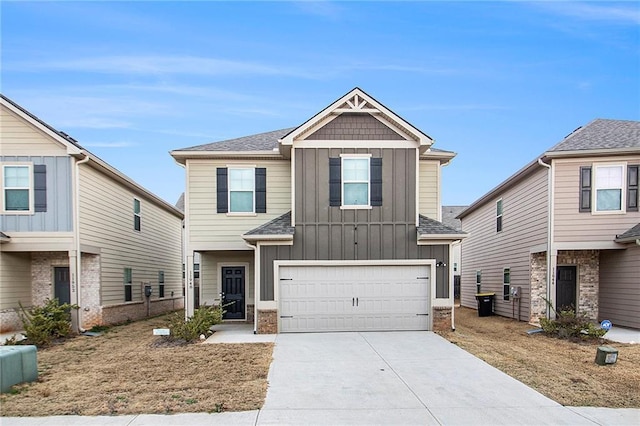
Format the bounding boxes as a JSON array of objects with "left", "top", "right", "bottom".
[{"left": 475, "top": 293, "right": 495, "bottom": 317}]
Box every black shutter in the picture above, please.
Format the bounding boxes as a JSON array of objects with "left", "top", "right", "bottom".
[
  {"left": 255, "top": 168, "right": 267, "bottom": 213},
  {"left": 579, "top": 166, "right": 591, "bottom": 212},
  {"left": 628, "top": 165, "right": 639, "bottom": 212},
  {"left": 34, "top": 164, "right": 47, "bottom": 212},
  {"left": 216, "top": 168, "right": 228, "bottom": 213},
  {"left": 370, "top": 158, "right": 382, "bottom": 206},
  {"left": 329, "top": 158, "right": 341, "bottom": 206}
]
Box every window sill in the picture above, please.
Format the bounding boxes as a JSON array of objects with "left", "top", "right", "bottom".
[
  {"left": 340, "top": 205, "right": 372, "bottom": 210},
  {"left": 591, "top": 210, "right": 626, "bottom": 216},
  {"left": 226, "top": 212, "right": 258, "bottom": 217},
  {"left": 2, "top": 210, "right": 34, "bottom": 215}
]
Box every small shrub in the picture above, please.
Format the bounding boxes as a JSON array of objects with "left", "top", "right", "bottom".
[
  {"left": 540, "top": 307, "right": 606, "bottom": 340},
  {"left": 19, "top": 298, "right": 78, "bottom": 347},
  {"left": 168, "top": 304, "right": 224, "bottom": 342}
]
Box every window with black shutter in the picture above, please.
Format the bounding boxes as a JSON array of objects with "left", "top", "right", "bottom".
[
  {"left": 628, "top": 165, "right": 639, "bottom": 212},
  {"left": 33, "top": 165, "right": 47, "bottom": 212},
  {"left": 579, "top": 166, "right": 592, "bottom": 212},
  {"left": 217, "top": 167, "right": 266, "bottom": 213},
  {"left": 329, "top": 156, "right": 382, "bottom": 207}
]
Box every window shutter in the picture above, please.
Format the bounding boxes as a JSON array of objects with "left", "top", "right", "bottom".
[
  {"left": 628, "top": 165, "right": 639, "bottom": 212},
  {"left": 255, "top": 168, "right": 267, "bottom": 213},
  {"left": 216, "top": 168, "right": 228, "bottom": 213},
  {"left": 34, "top": 164, "right": 47, "bottom": 212},
  {"left": 370, "top": 158, "right": 382, "bottom": 206},
  {"left": 579, "top": 166, "right": 592, "bottom": 212},
  {"left": 329, "top": 158, "right": 341, "bottom": 206}
]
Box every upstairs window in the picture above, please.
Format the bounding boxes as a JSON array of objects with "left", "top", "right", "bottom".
[
  {"left": 496, "top": 199, "right": 503, "bottom": 232},
  {"left": 216, "top": 167, "right": 266, "bottom": 214},
  {"left": 3, "top": 165, "right": 31, "bottom": 211},
  {"left": 329, "top": 156, "right": 382, "bottom": 208},
  {"left": 342, "top": 157, "right": 370, "bottom": 207},
  {"left": 134, "top": 198, "right": 141, "bottom": 231},
  {"left": 594, "top": 165, "right": 623, "bottom": 212}
]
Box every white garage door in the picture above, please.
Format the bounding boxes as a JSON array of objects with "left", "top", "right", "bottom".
[{"left": 279, "top": 264, "right": 431, "bottom": 332}]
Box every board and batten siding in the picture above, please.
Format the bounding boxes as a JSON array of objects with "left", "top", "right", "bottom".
[
  {"left": 418, "top": 160, "right": 439, "bottom": 220},
  {"left": 187, "top": 159, "right": 291, "bottom": 250},
  {"left": 200, "top": 250, "right": 254, "bottom": 307},
  {"left": 0, "top": 105, "right": 68, "bottom": 156},
  {"left": 1, "top": 156, "right": 73, "bottom": 232},
  {"left": 553, "top": 156, "right": 640, "bottom": 243},
  {"left": 599, "top": 246, "right": 640, "bottom": 329},
  {"left": 78, "top": 164, "right": 182, "bottom": 306},
  {"left": 0, "top": 251, "right": 32, "bottom": 310},
  {"left": 460, "top": 167, "right": 548, "bottom": 320}
]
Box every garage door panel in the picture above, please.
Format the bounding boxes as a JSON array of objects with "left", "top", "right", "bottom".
[{"left": 279, "top": 264, "right": 431, "bottom": 332}]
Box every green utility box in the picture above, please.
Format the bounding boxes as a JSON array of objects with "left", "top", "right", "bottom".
[
  {"left": 0, "top": 345, "right": 38, "bottom": 393},
  {"left": 595, "top": 346, "right": 618, "bottom": 366}
]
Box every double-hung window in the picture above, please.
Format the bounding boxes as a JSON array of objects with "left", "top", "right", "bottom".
[
  {"left": 2, "top": 164, "right": 32, "bottom": 212},
  {"left": 158, "top": 271, "right": 165, "bottom": 298},
  {"left": 229, "top": 168, "right": 255, "bottom": 213},
  {"left": 342, "top": 157, "right": 370, "bottom": 207},
  {"left": 124, "top": 268, "right": 133, "bottom": 302},
  {"left": 134, "top": 198, "right": 141, "bottom": 231},
  {"left": 594, "top": 165, "right": 623, "bottom": 212},
  {"left": 503, "top": 268, "right": 511, "bottom": 301},
  {"left": 496, "top": 199, "right": 503, "bottom": 232}
]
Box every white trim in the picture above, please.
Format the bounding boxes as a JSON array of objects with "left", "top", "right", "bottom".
[
  {"left": 591, "top": 162, "right": 626, "bottom": 215},
  {"left": 227, "top": 166, "right": 256, "bottom": 214},
  {"left": 553, "top": 241, "right": 623, "bottom": 250},
  {"left": 341, "top": 155, "right": 371, "bottom": 208},
  {"left": 295, "top": 140, "right": 418, "bottom": 149},
  {"left": 217, "top": 262, "right": 250, "bottom": 321},
  {"left": 415, "top": 148, "right": 420, "bottom": 227},
  {"left": 242, "top": 234, "right": 294, "bottom": 242},
  {"left": 1, "top": 162, "right": 34, "bottom": 214},
  {"left": 436, "top": 159, "right": 442, "bottom": 221},
  {"left": 544, "top": 147, "right": 640, "bottom": 158},
  {"left": 291, "top": 147, "right": 296, "bottom": 226}
]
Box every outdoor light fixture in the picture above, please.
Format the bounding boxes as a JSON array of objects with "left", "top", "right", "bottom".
[{"left": 436, "top": 261, "right": 447, "bottom": 267}]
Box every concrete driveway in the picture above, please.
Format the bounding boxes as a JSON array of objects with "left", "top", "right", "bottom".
[{"left": 257, "top": 331, "right": 625, "bottom": 425}]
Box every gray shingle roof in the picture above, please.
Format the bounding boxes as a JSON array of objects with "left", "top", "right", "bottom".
[
  {"left": 615, "top": 223, "right": 640, "bottom": 242},
  {"left": 441, "top": 206, "right": 467, "bottom": 231},
  {"left": 548, "top": 119, "right": 640, "bottom": 152},
  {"left": 0, "top": 231, "right": 9, "bottom": 239},
  {"left": 175, "top": 193, "right": 185, "bottom": 213},
  {"left": 418, "top": 215, "right": 467, "bottom": 236},
  {"left": 178, "top": 128, "right": 296, "bottom": 152},
  {"left": 244, "top": 211, "right": 294, "bottom": 236}
]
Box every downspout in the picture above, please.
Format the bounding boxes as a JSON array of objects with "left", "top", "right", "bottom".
[
  {"left": 244, "top": 241, "right": 258, "bottom": 334},
  {"left": 74, "top": 152, "right": 90, "bottom": 332},
  {"left": 537, "top": 158, "right": 552, "bottom": 320}
]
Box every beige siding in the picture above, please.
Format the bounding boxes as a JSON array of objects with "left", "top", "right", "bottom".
[
  {"left": 599, "top": 246, "right": 640, "bottom": 329},
  {"left": 78, "top": 164, "right": 182, "bottom": 306},
  {"left": 460, "top": 167, "right": 548, "bottom": 319},
  {"left": 553, "top": 156, "right": 640, "bottom": 244},
  {"left": 200, "top": 250, "right": 254, "bottom": 307},
  {"left": 0, "top": 251, "right": 32, "bottom": 309},
  {"left": 418, "top": 160, "right": 439, "bottom": 219},
  {"left": 0, "top": 105, "right": 68, "bottom": 156},
  {"left": 187, "top": 159, "right": 291, "bottom": 249}
]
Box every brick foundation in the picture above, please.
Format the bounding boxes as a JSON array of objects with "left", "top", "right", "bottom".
[
  {"left": 0, "top": 310, "right": 23, "bottom": 333},
  {"left": 530, "top": 252, "right": 547, "bottom": 325},
  {"left": 31, "top": 252, "right": 70, "bottom": 305},
  {"left": 257, "top": 309, "right": 278, "bottom": 334},
  {"left": 432, "top": 307, "right": 452, "bottom": 331},
  {"left": 246, "top": 304, "right": 255, "bottom": 324},
  {"left": 101, "top": 297, "right": 184, "bottom": 326}
]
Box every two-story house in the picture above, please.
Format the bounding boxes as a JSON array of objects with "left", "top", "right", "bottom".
[
  {"left": 171, "top": 88, "right": 466, "bottom": 334},
  {"left": 1, "top": 95, "right": 184, "bottom": 333},
  {"left": 458, "top": 119, "right": 640, "bottom": 329}
]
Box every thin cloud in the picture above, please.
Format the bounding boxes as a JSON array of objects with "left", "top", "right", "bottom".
[
  {"left": 292, "top": 1, "right": 345, "bottom": 20},
  {"left": 83, "top": 141, "right": 136, "bottom": 148},
  {"left": 401, "top": 104, "right": 510, "bottom": 112},
  {"left": 533, "top": 2, "right": 640, "bottom": 25}
]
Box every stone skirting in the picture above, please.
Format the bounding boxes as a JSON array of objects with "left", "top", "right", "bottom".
[
  {"left": 246, "top": 304, "right": 255, "bottom": 324},
  {"left": 557, "top": 250, "right": 599, "bottom": 321},
  {"left": 257, "top": 309, "right": 278, "bottom": 334},
  {"left": 432, "top": 306, "right": 452, "bottom": 332},
  {"left": 0, "top": 309, "right": 23, "bottom": 334},
  {"left": 101, "top": 297, "right": 184, "bottom": 326},
  {"left": 530, "top": 252, "right": 547, "bottom": 325},
  {"left": 31, "top": 252, "right": 70, "bottom": 305}
]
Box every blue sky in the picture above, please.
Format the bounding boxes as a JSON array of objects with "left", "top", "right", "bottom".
[{"left": 2, "top": 1, "right": 639, "bottom": 207}]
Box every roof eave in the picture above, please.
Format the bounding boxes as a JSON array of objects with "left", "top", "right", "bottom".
[
  {"left": 171, "top": 150, "right": 284, "bottom": 162},
  {"left": 545, "top": 147, "right": 640, "bottom": 158},
  {"left": 241, "top": 234, "right": 294, "bottom": 242}
]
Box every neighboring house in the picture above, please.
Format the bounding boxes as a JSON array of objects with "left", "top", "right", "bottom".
[
  {"left": 441, "top": 205, "right": 467, "bottom": 299},
  {"left": 458, "top": 119, "right": 640, "bottom": 329},
  {"left": 0, "top": 95, "right": 184, "bottom": 333},
  {"left": 171, "top": 87, "right": 466, "bottom": 334}
]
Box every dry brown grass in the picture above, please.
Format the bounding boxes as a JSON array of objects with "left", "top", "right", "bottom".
[
  {"left": 0, "top": 314, "right": 273, "bottom": 416},
  {"left": 438, "top": 306, "right": 640, "bottom": 408}
]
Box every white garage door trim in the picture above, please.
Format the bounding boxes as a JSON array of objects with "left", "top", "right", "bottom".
[{"left": 275, "top": 260, "right": 435, "bottom": 333}]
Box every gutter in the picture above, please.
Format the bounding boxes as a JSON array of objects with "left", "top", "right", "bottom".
[
  {"left": 537, "top": 157, "right": 553, "bottom": 320},
  {"left": 74, "top": 152, "right": 91, "bottom": 332},
  {"left": 244, "top": 241, "right": 259, "bottom": 334}
]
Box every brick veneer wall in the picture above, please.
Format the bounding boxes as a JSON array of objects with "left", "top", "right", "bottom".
[
  {"left": 101, "top": 297, "right": 184, "bottom": 325},
  {"left": 530, "top": 252, "right": 547, "bottom": 325},
  {"left": 557, "top": 250, "right": 599, "bottom": 320},
  {"left": 31, "top": 252, "right": 70, "bottom": 305},
  {"left": 432, "top": 306, "right": 452, "bottom": 331},
  {"left": 80, "top": 253, "right": 101, "bottom": 329},
  {"left": 257, "top": 309, "right": 278, "bottom": 334},
  {"left": 246, "top": 304, "right": 255, "bottom": 324}
]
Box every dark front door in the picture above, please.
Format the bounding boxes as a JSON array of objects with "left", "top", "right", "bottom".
[
  {"left": 556, "top": 266, "right": 577, "bottom": 312},
  {"left": 54, "top": 267, "right": 71, "bottom": 305},
  {"left": 222, "top": 266, "right": 245, "bottom": 320}
]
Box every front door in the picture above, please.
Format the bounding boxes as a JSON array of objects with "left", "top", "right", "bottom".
[
  {"left": 54, "top": 267, "right": 71, "bottom": 305},
  {"left": 221, "top": 266, "right": 245, "bottom": 320},
  {"left": 556, "top": 266, "right": 577, "bottom": 312}
]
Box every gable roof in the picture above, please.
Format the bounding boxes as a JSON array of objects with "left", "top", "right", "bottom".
[
  {"left": 242, "top": 211, "right": 294, "bottom": 241},
  {"left": 177, "top": 128, "right": 295, "bottom": 152},
  {"left": 441, "top": 206, "right": 467, "bottom": 231},
  {"left": 458, "top": 118, "right": 640, "bottom": 219},
  {"left": 615, "top": 223, "right": 640, "bottom": 243},
  {"left": 548, "top": 119, "right": 640, "bottom": 153},
  {"left": 1, "top": 94, "right": 183, "bottom": 219}
]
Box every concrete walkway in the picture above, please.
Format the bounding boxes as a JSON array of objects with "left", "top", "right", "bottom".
[{"left": 3, "top": 331, "right": 639, "bottom": 425}]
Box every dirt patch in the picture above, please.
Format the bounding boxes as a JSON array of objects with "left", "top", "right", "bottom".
[
  {"left": 0, "top": 314, "right": 273, "bottom": 416},
  {"left": 438, "top": 307, "right": 640, "bottom": 408}
]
